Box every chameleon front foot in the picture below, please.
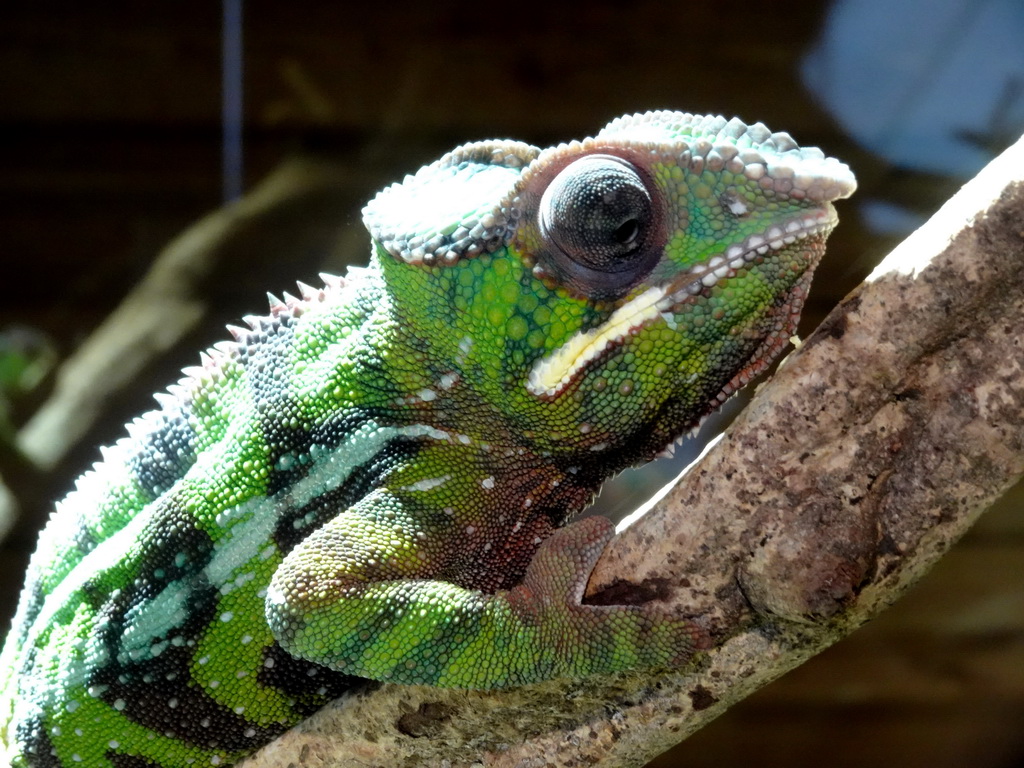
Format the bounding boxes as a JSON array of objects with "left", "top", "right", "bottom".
[{"left": 511, "top": 515, "right": 705, "bottom": 682}]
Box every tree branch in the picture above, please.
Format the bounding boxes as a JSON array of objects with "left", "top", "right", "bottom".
[{"left": 253, "top": 133, "right": 1023, "bottom": 766}]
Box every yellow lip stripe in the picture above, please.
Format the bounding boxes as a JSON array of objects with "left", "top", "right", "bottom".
[{"left": 527, "top": 286, "right": 667, "bottom": 397}]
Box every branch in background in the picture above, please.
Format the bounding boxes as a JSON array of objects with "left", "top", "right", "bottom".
[
  {"left": 0, "top": 158, "right": 364, "bottom": 537},
  {"left": 16, "top": 158, "right": 355, "bottom": 474},
  {"left": 237, "top": 135, "right": 1024, "bottom": 768}
]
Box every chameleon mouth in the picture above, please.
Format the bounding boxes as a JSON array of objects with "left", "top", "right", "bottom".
[{"left": 525, "top": 208, "right": 836, "bottom": 398}]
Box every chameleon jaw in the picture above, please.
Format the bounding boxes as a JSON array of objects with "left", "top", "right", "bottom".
[
  {"left": 525, "top": 207, "right": 837, "bottom": 399},
  {"left": 527, "top": 285, "right": 668, "bottom": 398}
]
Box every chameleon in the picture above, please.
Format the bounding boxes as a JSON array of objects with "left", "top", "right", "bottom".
[{"left": 0, "top": 111, "right": 855, "bottom": 767}]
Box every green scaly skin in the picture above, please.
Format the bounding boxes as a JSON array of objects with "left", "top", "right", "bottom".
[{"left": 0, "top": 112, "right": 855, "bottom": 767}]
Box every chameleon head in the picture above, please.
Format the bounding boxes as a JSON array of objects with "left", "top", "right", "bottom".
[{"left": 363, "top": 111, "right": 855, "bottom": 463}]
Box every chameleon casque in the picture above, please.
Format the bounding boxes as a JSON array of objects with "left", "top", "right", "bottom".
[{"left": 0, "top": 111, "right": 855, "bottom": 767}]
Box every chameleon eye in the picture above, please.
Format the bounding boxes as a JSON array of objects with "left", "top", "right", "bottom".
[{"left": 539, "top": 155, "right": 655, "bottom": 275}]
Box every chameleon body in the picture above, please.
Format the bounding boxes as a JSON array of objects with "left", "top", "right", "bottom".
[{"left": 0, "top": 112, "right": 855, "bottom": 767}]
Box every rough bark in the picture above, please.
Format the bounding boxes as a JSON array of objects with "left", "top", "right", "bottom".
[{"left": 237, "top": 135, "right": 1024, "bottom": 768}]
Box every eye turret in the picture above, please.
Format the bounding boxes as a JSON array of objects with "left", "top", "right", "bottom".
[{"left": 538, "top": 154, "right": 661, "bottom": 299}]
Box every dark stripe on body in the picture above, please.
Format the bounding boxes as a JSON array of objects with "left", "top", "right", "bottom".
[
  {"left": 263, "top": 408, "right": 383, "bottom": 497},
  {"left": 83, "top": 496, "right": 277, "bottom": 753},
  {"left": 128, "top": 401, "right": 198, "bottom": 499},
  {"left": 84, "top": 488, "right": 362, "bottom": 753},
  {"left": 238, "top": 307, "right": 301, "bottom": 484},
  {"left": 15, "top": 717, "right": 59, "bottom": 768},
  {"left": 271, "top": 432, "right": 419, "bottom": 554},
  {"left": 107, "top": 754, "right": 163, "bottom": 768},
  {"left": 258, "top": 642, "right": 370, "bottom": 715}
]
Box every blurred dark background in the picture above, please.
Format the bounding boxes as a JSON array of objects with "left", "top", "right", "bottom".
[{"left": 1, "top": 1, "right": 1022, "bottom": 766}]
